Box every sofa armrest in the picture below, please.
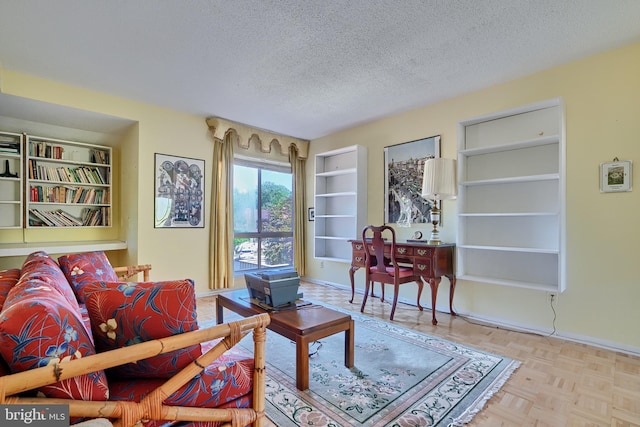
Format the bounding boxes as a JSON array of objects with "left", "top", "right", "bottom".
[
  {"left": 0, "top": 313, "right": 270, "bottom": 427},
  {"left": 113, "top": 264, "right": 152, "bottom": 281}
]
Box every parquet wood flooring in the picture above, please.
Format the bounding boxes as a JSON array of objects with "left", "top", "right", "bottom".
[{"left": 197, "top": 281, "right": 640, "bottom": 427}]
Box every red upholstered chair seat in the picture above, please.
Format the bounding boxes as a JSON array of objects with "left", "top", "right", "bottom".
[{"left": 368, "top": 265, "right": 416, "bottom": 277}]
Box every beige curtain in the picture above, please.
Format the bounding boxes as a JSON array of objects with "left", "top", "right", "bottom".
[
  {"left": 289, "top": 144, "right": 306, "bottom": 276},
  {"left": 207, "top": 116, "right": 310, "bottom": 286},
  {"left": 209, "top": 132, "right": 234, "bottom": 289}
]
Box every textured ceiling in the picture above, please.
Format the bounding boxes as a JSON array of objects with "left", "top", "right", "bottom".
[{"left": 1, "top": 0, "right": 639, "bottom": 140}]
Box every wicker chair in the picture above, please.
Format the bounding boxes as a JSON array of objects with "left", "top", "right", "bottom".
[{"left": 0, "top": 312, "right": 270, "bottom": 427}]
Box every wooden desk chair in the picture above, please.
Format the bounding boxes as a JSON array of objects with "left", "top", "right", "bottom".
[{"left": 361, "top": 225, "right": 424, "bottom": 320}]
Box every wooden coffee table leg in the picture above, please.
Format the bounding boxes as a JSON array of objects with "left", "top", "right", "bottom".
[
  {"left": 216, "top": 299, "right": 224, "bottom": 324},
  {"left": 345, "top": 319, "right": 354, "bottom": 368},
  {"left": 295, "top": 335, "right": 310, "bottom": 391}
]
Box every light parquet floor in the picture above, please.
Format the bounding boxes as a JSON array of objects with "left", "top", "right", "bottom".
[{"left": 197, "top": 281, "right": 640, "bottom": 427}]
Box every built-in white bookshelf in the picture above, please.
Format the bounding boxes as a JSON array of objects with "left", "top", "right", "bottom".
[
  {"left": 314, "top": 145, "right": 367, "bottom": 262},
  {"left": 26, "top": 135, "right": 112, "bottom": 228},
  {"left": 0, "top": 131, "right": 24, "bottom": 229},
  {"left": 456, "top": 99, "right": 566, "bottom": 293}
]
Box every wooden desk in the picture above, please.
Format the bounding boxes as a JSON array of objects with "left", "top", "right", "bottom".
[
  {"left": 349, "top": 240, "right": 455, "bottom": 325},
  {"left": 216, "top": 290, "right": 354, "bottom": 390}
]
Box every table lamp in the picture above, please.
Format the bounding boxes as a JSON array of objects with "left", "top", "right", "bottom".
[{"left": 421, "top": 158, "right": 457, "bottom": 244}]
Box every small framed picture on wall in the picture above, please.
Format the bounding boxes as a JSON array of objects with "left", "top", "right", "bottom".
[{"left": 600, "top": 159, "right": 632, "bottom": 193}]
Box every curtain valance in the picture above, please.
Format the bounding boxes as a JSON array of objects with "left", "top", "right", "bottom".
[{"left": 206, "top": 117, "right": 309, "bottom": 159}]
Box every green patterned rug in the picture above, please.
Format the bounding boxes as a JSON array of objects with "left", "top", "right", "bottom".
[{"left": 229, "top": 303, "right": 520, "bottom": 427}]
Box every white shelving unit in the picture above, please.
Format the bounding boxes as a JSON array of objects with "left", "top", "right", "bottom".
[
  {"left": 0, "top": 132, "right": 24, "bottom": 229},
  {"left": 456, "top": 99, "right": 566, "bottom": 292},
  {"left": 314, "top": 145, "right": 367, "bottom": 262},
  {"left": 26, "top": 135, "right": 112, "bottom": 228}
]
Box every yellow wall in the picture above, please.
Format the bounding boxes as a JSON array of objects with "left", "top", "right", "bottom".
[
  {"left": 1, "top": 42, "right": 638, "bottom": 353},
  {"left": 0, "top": 69, "right": 214, "bottom": 292},
  {"left": 307, "top": 42, "right": 640, "bottom": 352}
]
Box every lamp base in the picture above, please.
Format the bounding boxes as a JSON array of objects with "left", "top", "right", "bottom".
[{"left": 428, "top": 228, "right": 442, "bottom": 245}]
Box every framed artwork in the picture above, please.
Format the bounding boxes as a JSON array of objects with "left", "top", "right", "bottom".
[
  {"left": 154, "top": 153, "right": 205, "bottom": 228},
  {"left": 384, "top": 135, "right": 440, "bottom": 225},
  {"left": 600, "top": 159, "right": 632, "bottom": 193}
]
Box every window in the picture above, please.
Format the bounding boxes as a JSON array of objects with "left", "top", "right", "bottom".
[{"left": 233, "top": 159, "right": 293, "bottom": 273}]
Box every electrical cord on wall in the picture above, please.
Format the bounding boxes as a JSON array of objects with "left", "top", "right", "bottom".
[{"left": 545, "top": 294, "right": 557, "bottom": 337}]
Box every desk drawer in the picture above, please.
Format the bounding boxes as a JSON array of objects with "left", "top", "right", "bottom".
[
  {"left": 352, "top": 252, "right": 366, "bottom": 266},
  {"left": 351, "top": 242, "right": 366, "bottom": 266},
  {"left": 394, "top": 245, "right": 413, "bottom": 257},
  {"left": 351, "top": 242, "right": 365, "bottom": 252},
  {"left": 414, "top": 258, "right": 433, "bottom": 276},
  {"left": 413, "top": 246, "right": 434, "bottom": 277},
  {"left": 414, "top": 247, "right": 433, "bottom": 258}
]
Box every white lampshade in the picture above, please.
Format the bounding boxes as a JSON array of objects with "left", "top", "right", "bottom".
[{"left": 421, "top": 158, "right": 457, "bottom": 200}]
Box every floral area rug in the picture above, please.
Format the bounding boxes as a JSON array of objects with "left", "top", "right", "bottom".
[{"left": 228, "top": 303, "right": 520, "bottom": 427}]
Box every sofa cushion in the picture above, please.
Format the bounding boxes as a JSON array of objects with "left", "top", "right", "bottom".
[
  {"left": 20, "top": 251, "right": 80, "bottom": 312},
  {"left": 84, "top": 279, "right": 201, "bottom": 379},
  {"left": 0, "top": 268, "right": 21, "bottom": 311},
  {"left": 58, "top": 251, "right": 119, "bottom": 304},
  {"left": 0, "top": 285, "right": 109, "bottom": 400},
  {"left": 3, "top": 277, "right": 93, "bottom": 342},
  {"left": 108, "top": 350, "right": 254, "bottom": 427}
]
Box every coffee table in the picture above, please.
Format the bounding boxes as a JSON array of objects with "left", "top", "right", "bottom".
[{"left": 216, "top": 289, "right": 354, "bottom": 390}]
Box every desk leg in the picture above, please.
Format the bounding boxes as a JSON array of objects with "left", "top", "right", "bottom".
[
  {"left": 428, "top": 277, "right": 441, "bottom": 325},
  {"left": 345, "top": 319, "right": 354, "bottom": 368},
  {"left": 215, "top": 298, "right": 224, "bottom": 324},
  {"left": 349, "top": 266, "right": 358, "bottom": 303},
  {"left": 447, "top": 274, "right": 457, "bottom": 316},
  {"left": 296, "top": 335, "right": 309, "bottom": 391}
]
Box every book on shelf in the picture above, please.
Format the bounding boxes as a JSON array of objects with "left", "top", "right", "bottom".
[
  {"left": 0, "top": 149, "right": 20, "bottom": 155},
  {"left": 54, "top": 210, "right": 82, "bottom": 226},
  {"left": 30, "top": 141, "right": 64, "bottom": 159},
  {"left": 29, "top": 185, "right": 108, "bottom": 205},
  {"left": 91, "top": 149, "right": 110, "bottom": 165},
  {"left": 0, "top": 147, "right": 20, "bottom": 155},
  {"left": 29, "top": 208, "right": 83, "bottom": 227},
  {"left": 81, "top": 207, "right": 109, "bottom": 226},
  {"left": 28, "top": 159, "right": 36, "bottom": 179},
  {"left": 28, "top": 209, "right": 55, "bottom": 227}
]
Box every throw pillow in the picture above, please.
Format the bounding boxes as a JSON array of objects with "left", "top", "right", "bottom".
[
  {"left": 21, "top": 251, "right": 80, "bottom": 311},
  {"left": 0, "top": 288, "right": 109, "bottom": 400},
  {"left": 0, "top": 268, "right": 20, "bottom": 311},
  {"left": 58, "top": 251, "right": 119, "bottom": 303},
  {"left": 83, "top": 279, "right": 201, "bottom": 378}
]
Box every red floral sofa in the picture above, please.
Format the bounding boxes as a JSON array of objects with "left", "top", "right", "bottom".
[{"left": 0, "top": 251, "right": 269, "bottom": 427}]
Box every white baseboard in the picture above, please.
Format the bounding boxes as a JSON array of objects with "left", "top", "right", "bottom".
[
  {"left": 458, "top": 311, "right": 640, "bottom": 357},
  {"left": 304, "top": 277, "right": 640, "bottom": 357}
]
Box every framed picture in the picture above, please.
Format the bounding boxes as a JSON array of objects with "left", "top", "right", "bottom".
[
  {"left": 600, "top": 159, "right": 632, "bottom": 193},
  {"left": 308, "top": 207, "right": 315, "bottom": 221},
  {"left": 384, "top": 135, "right": 440, "bottom": 225},
  {"left": 154, "top": 153, "right": 205, "bottom": 228}
]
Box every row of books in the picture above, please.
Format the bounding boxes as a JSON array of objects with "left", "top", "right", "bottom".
[
  {"left": 29, "top": 207, "right": 110, "bottom": 227},
  {"left": 29, "top": 141, "right": 65, "bottom": 159},
  {"left": 0, "top": 140, "right": 20, "bottom": 155},
  {"left": 30, "top": 185, "right": 110, "bottom": 205},
  {"left": 28, "top": 160, "right": 109, "bottom": 184},
  {"left": 91, "top": 149, "right": 110, "bottom": 165},
  {"left": 84, "top": 207, "right": 110, "bottom": 227}
]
